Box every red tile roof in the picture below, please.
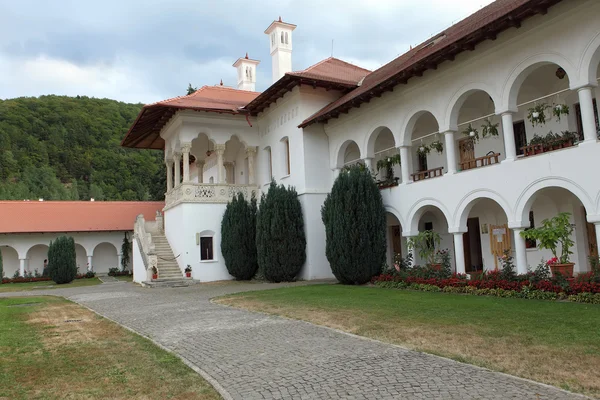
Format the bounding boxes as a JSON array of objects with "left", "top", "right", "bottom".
[
  {"left": 0, "top": 201, "right": 164, "bottom": 234},
  {"left": 300, "top": 0, "right": 563, "bottom": 127},
  {"left": 121, "top": 85, "right": 260, "bottom": 149}
]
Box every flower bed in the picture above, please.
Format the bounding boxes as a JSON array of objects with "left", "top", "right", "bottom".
[{"left": 1, "top": 273, "right": 96, "bottom": 284}]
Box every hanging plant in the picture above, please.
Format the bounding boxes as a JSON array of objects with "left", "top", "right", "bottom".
[
  {"left": 552, "top": 103, "right": 569, "bottom": 122},
  {"left": 376, "top": 154, "right": 401, "bottom": 172},
  {"left": 461, "top": 123, "right": 479, "bottom": 142},
  {"left": 481, "top": 119, "right": 499, "bottom": 138},
  {"left": 416, "top": 144, "right": 430, "bottom": 158},
  {"left": 527, "top": 103, "right": 550, "bottom": 126},
  {"left": 430, "top": 140, "right": 444, "bottom": 154}
]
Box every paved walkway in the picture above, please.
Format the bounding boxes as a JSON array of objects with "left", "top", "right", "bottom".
[{"left": 0, "top": 282, "right": 587, "bottom": 400}]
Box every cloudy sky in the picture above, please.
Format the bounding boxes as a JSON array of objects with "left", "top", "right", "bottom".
[{"left": 0, "top": 0, "right": 494, "bottom": 104}]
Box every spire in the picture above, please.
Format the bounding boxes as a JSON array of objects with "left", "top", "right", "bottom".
[
  {"left": 245, "top": 52, "right": 249, "bottom": 59},
  {"left": 220, "top": 79, "right": 223, "bottom": 86},
  {"left": 278, "top": 16, "right": 282, "bottom": 22}
]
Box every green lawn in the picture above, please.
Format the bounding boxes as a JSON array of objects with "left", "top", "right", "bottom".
[
  {"left": 217, "top": 284, "right": 600, "bottom": 398},
  {"left": 0, "top": 296, "right": 220, "bottom": 400},
  {"left": 0, "top": 277, "right": 102, "bottom": 293}
]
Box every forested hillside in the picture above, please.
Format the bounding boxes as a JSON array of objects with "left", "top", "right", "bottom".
[{"left": 0, "top": 95, "right": 165, "bottom": 201}]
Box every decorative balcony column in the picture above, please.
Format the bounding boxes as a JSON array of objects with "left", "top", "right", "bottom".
[
  {"left": 117, "top": 253, "right": 123, "bottom": 270},
  {"left": 19, "top": 258, "right": 26, "bottom": 277},
  {"left": 452, "top": 233, "right": 466, "bottom": 274},
  {"left": 246, "top": 147, "right": 257, "bottom": 185},
  {"left": 500, "top": 112, "right": 517, "bottom": 161},
  {"left": 512, "top": 228, "right": 528, "bottom": 274},
  {"left": 87, "top": 255, "right": 93, "bottom": 272},
  {"left": 173, "top": 152, "right": 181, "bottom": 187},
  {"left": 181, "top": 143, "right": 192, "bottom": 182},
  {"left": 195, "top": 160, "right": 205, "bottom": 183},
  {"left": 363, "top": 157, "right": 373, "bottom": 172},
  {"left": 399, "top": 146, "right": 411, "bottom": 184},
  {"left": 577, "top": 86, "right": 598, "bottom": 143},
  {"left": 215, "top": 144, "right": 226, "bottom": 184},
  {"left": 165, "top": 158, "right": 173, "bottom": 191},
  {"left": 443, "top": 131, "right": 457, "bottom": 175}
]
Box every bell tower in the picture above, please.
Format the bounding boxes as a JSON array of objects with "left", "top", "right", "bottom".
[
  {"left": 233, "top": 53, "right": 260, "bottom": 91},
  {"left": 264, "top": 17, "right": 296, "bottom": 83}
]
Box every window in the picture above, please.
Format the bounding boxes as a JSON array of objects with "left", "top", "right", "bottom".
[
  {"left": 271, "top": 33, "right": 275, "bottom": 46},
  {"left": 525, "top": 211, "right": 536, "bottom": 249},
  {"left": 424, "top": 222, "right": 434, "bottom": 250},
  {"left": 418, "top": 153, "right": 428, "bottom": 172},
  {"left": 265, "top": 147, "right": 273, "bottom": 180},
  {"left": 513, "top": 120, "right": 526, "bottom": 155},
  {"left": 284, "top": 32, "right": 289, "bottom": 44},
  {"left": 281, "top": 32, "right": 284, "bottom": 43},
  {"left": 200, "top": 237, "right": 214, "bottom": 261},
  {"left": 575, "top": 99, "right": 599, "bottom": 141},
  {"left": 209, "top": 176, "right": 214, "bottom": 184}
]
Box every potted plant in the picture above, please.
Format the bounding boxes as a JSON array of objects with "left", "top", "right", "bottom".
[
  {"left": 408, "top": 230, "right": 442, "bottom": 268},
  {"left": 561, "top": 130, "right": 577, "bottom": 148},
  {"left": 462, "top": 123, "right": 479, "bottom": 142},
  {"left": 481, "top": 119, "right": 499, "bottom": 138},
  {"left": 527, "top": 103, "right": 550, "bottom": 126},
  {"left": 151, "top": 266, "right": 158, "bottom": 280},
  {"left": 520, "top": 212, "right": 575, "bottom": 277},
  {"left": 416, "top": 144, "right": 430, "bottom": 158},
  {"left": 552, "top": 103, "right": 569, "bottom": 122},
  {"left": 185, "top": 265, "right": 192, "bottom": 278},
  {"left": 430, "top": 139, "right": 444, "bottom": 154},
  {"left": 528, "top": 134, "right": 545, "bottom": 155},
  {"left": 376, "top": 154, "right": 401, "bottom": 187}
]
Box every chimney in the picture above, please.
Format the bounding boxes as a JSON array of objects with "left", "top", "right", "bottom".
[
  {"left": 90, "top": 198, "right": 95, "bottom": 202},
  {"left": 233, "top": 53, "right": 260, "bottom": 91},
  {"left": 264, "top": 17, "right": 297, "bottom": 83}
]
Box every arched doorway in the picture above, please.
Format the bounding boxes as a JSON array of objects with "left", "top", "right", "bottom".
[
  {"left": 1, "top": 246, "right": 19, "bottom": 278},
  {"left": 191, "top": 133, "right": 216, "bottom": 184},
  {"left": 26, "top": 244, "right": 50, "bottom": 276},
  {"left": 75, "top": 244, "right": 88, "bottom": 274},
  {"left": 337, "top": 140, "right": 362, "bottom": 169},
  {"left": 93, "top": 243, "right": 118, "bottom": 274},
  {"left": 406, "top": 111, "right": 444, "bottom": 181},
  {"left": 408, "top": 204, "right": 454, "bottom": 270},
  {"left": 368, "top": 127, "right": 399, "bottom": 183},
  {"left": 385, "top": 212, "right": 404, "bottom": 268}
]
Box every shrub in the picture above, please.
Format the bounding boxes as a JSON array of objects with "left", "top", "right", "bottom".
[
  {"left": 499, "top": 250, "right": 517, "bottom": 281},
  {"left": 47, "top": 236, "right": 77, "bottom": 284},
  {"left": 108, "top": 267, "right": 120, "bottom": 276},
  {"left": 121, "top": 234, "right": 131, "bottom": 271},
  {"left": 221, "top": 193, "right": 258, "bottom": 280},
  {"left": 256, "top": 181, "right": 306, "bottom": 282},
  {"left": 321, "top": 165, "right": 386, "bottom": 284}
]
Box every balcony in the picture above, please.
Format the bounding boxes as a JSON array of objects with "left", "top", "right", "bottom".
[{"left": 165, "top": 183, "right": 260, "bottom": 209}]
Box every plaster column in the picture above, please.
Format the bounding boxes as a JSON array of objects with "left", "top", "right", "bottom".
[
  {"left": 453, "top": 233, "right": 466, "bottom": 274},
  {"left": 500, "top": 112, "right": 517, "bottom": 161},
  {"left": 246, "top": 147, "right": 257, "bottom": 185},
  {"left": 577, "top": 86, "right": 598, "bottom": 143},
  {"left": 443, "top": 131, "right": 457, "bottom": 174},
  {"left": 117, "top": 253, "right": 122, "bottom": 270},
  {"left": 512, "top": 228, "right": 528, "bottom": 274},
  {"left": 215, "top": 144, "right": 226, "bottom": 184},
  {"left": 333, "top": 168, "right": 341, "bottom": 180},
  {"left": 19, "top": 258, "right": 26, "bottom": 277},
  {"left": 594, "top": 222, "right": 600, "bottom": 258},
  {"left": 181, "top": 144, "right": 191, "bottom": 182},
  {"left": 173, "top": 153, "right": 181, "bottom": 187},
  {"left": 399, "top": 146, "right": 411, "bottom": 184},
  {"left": 363, "top": 157, "right": 373, "bottom": 172},
  {"left": 406, "top": 238, "right": 415, "bottom": 268},
  {"left": 87, "top": 255, "right": 93, "bottom": 272},
  {"left": 195, "top": 160, "right": 205, "bottom": 183},
  {"left": 165, "top": 159, "right": 173, "bottom": 191}
]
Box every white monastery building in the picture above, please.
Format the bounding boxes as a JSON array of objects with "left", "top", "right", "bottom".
[
  {"left": 0, "top": 201, "right": 163, "bottom": 277},
  {"left": 122, "top": 0, "right": 600, "bottom": 283}
]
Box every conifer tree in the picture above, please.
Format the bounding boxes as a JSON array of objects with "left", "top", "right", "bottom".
[
  {"left": 221, "top": 193, "right": 258, "bottom": 280},
  {"left": 47, "top": 235, "right": 78, "bottom": 284},
  {"left": 256, "top": 181, "right": 306, "bottom": 282},
  {"left": 321, "top": 165, "right": 386, "bottom": 284}
]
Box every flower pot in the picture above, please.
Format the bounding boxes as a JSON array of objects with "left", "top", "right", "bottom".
[
  {"left": 562, "top": 139, "right": 573, "bottom": 148},
  {"left": 186, "top": 272, "right": 192, "bottom": 278},
  {"left": 549, "top": 263, "right": 574, "bottom": 278},
  {"left": 430, "top": 263, "right": 442, "bottom": 271},
  {"left": 152, "top": 273, "right": 158, "bottom": 280},
  {"left": 469, "top": 131, "right": 476, "bottom": 137},
  {"left": 532, "top": 111, "right": 539, "bottom": 119}
]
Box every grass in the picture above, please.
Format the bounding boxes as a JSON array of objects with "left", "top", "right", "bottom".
[
  {"left": 114, "top": 275, "right": 133, "bottom": 282},
  {"left": 0, "top": 296, "right": 220, "bottom": 400},
  {"left": 0, "top": 278, "right": 102, "bottom": 293},
  {"left": 217, "top": 284, "right": 600, "bottom": 398}
]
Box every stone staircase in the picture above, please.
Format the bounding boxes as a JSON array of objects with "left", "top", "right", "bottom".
[{"left": 142, "top": 234, "right": 197, "bottom": 288}]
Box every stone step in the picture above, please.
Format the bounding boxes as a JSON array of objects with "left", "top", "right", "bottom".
[{"left": 141, "top": 279, "right": 198, "bottom": 288}]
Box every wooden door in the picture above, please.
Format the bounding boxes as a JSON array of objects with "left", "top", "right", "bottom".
[
  {"left": 587, "top": 222, "right": 598, "bottom": 259},
  {"left": 467, "top": 218, "right": 483, "bottom": 271},
  {"left": 459, "top": 138, "right": 475, "bottom": 170},
  {"left": 513, "top": 120, "right": 527, "bottom": 155},
  {"left": 462, "top": 231, "right": 472, "bottom": 273}
]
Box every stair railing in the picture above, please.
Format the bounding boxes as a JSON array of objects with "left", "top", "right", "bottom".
[{"left": 134, "top": 214, "right": 158, "bottom": 280}]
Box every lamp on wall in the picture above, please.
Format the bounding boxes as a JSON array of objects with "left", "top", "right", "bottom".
[
  {"left": 206, "top": 150, "right": 214, "bottom": 157},
  {"left": 555, "top": 67, "right": 566, "bottom": 80}
]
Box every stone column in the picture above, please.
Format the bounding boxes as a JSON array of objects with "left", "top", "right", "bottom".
[
  {"left": 195, "top": 160, "right": 205, "bottom": 183},
  {"left": 173, "top": 153, "right": 181, "bottom": 187},
  {"left": 443, "top": 131, "right": 457, "bottom": 174},
  {"left": 246, "top": 147, "right": 257, "bottom": 185},
  {"left": 577, "top": 86, "right": 598, "bottom": 143},
  {"left": 500, "top": 112, "right": 517, "bottom": 161},
  {"left": 453, "top": 233, "right": 466, "bottom": 274},
  {"left": 512, "top": 228, "right": 528, "bottom": 274},
  {"left": 399, "top": 146, "right": 411, "bottom": 184},
  {"left": 594, "top": 222, "right": 600, "bottom": 259},
  {"left": 215, "top": 144, "right": 226, "bottom": 184},
  {"left": 181, "top": 144, "right": 191, "bottom": 182},
  {"left": 87, "top": 255, "right": 93, "bottom": 272},
  {"left": 166, "top": 159, "right": 173, "bottom": 191},
  {"left": 117, "top": 253, "right": 123, "bottom": 270},
  {"left": 363, "top": 157, "right": 373, "bottom": 172},
  {"left": 19, "top": 258, "right": 26, "bottom": 277},
  {"left": 333, "top": 168, "right": 341, "bottom": 180}
]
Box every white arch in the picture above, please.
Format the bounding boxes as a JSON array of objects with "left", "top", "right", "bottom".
[
  {"left": 364, "top": 126, "right": 397, "bottom": 158},
  {"left": 453, "top": 189, "right": 512, "bottom": 231},
  {"left": 443, "top": 83, "right": 499, "bottom": 132},
  {"left": 334, "top": 139, "right": 362, "bottom": 168},
  {"left": 384, "top": 205, "right": 406, "bottom": 229},
  {"left": 93, "top": 241, "right": 118, "bottom": 255},
  {"left": 228, "top": 133, "right": 249, "bottom": 149},
  {"left": 500, "top": 53, "right": 577, "bottom": 112},
  {"left": 579, "top": 31, "right": 600, "bottom": 87},
  {"left": 406, "top": 198, "right": 452, "bottom": 234},
  {"left": 514, "top": 177, "right": 595, "bottom": 227},
  {"left": 398, "top": 109, "right": 441, "bottom": 146}
]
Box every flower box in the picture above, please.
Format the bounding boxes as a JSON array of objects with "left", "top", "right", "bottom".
[{"left": 549, "top": 263, "right": 574, "bottom": 278}]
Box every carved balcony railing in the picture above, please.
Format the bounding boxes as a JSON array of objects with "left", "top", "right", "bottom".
[
  {"left": 133, "top": 214, "right": 158, "bottom": 280},
  {"left": 459, "top": 152, "right": 501, "bottom": 171},
  {"left": 165, "top": 183, "right": 260, "bottom": 208},
  {"left": 411, "top": 167, "right": 444, "bottom": 182}
]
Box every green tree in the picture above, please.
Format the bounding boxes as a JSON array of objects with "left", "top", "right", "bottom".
[
  {"left": 256, "top": 181, "right": 306, "bottom": 282},
  {"left": 321, "top": 165, "right": 386, "bottom": 284},
  {"left": 121, "top": 234, "right": 131, "bottom": 271},
  {"left": 47, "top": 236, "right": 78, "bottom": 284},
  {"left": 221, "top": 193, "right": 258, "bottom": 280},
  {"left": 186, "top": 84, "right": 197, "bottom": 95}
]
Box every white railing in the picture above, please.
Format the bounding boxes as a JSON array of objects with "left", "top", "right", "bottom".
[
  {"left": 165, "top": 183, "right": 260, "bottom": 208},
  {"left": 134, "top": 214, "right": 158, "bottom": 278}
]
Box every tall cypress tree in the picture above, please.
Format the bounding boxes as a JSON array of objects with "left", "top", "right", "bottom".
[
  {"left": 221, "top": 193, "right": 258, "bottom": 280},
  {"left": 321, "top": 165, "right": 386, "bottom": 284},
  {"left": 256, "top": 181, "right": 306, "bottom": 282},
  {"left": 48, "top": 235, "right": 77, "bottom": 284}
]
